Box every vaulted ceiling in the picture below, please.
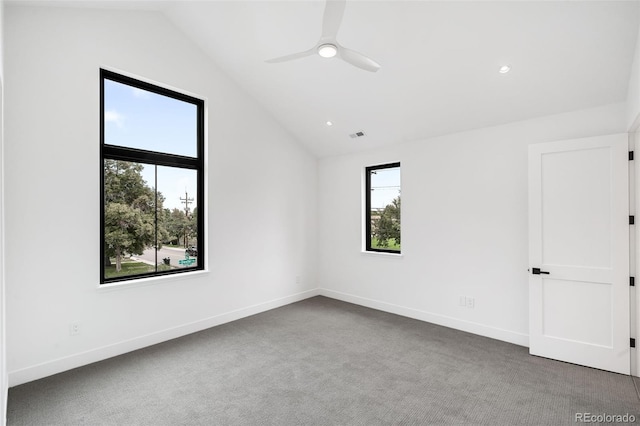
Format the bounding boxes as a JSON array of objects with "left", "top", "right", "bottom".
[{"left": 14, "top": 1, "right": 640, "bottom": 157}]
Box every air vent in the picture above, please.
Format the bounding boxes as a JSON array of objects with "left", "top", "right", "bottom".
[{"left": 349, "top": 131, "right": 366, "bottom": 139}]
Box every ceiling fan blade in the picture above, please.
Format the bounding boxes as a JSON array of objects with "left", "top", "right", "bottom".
[
  {"left": 339, "top": 47, "right": 381, "bottom": 72},
  {"left": 321, "top": 0, "right": 346, "bottom": 39},
  {"left": 266, "top": 48, "right": 316, "bottom": 64}
]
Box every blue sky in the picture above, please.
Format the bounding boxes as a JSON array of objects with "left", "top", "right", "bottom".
[
  {"left": 104, "top": 79, "right": 198, "bottom": 211},
  {"left": 370, "top": 167, "right": 401, "bottom": 210}
]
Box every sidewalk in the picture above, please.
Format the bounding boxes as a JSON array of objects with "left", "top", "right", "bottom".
[{"left": 163, "top": 246, "right": 188, "bottom": 252}]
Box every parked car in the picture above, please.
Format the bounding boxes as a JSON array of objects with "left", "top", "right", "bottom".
[{"left": 185, "top": 246, "right": 198, "bottom": 257}]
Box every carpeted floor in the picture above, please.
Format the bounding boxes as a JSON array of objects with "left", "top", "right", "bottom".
[{"left": 7, "top": 296, "right": 640, "bottom": 425}]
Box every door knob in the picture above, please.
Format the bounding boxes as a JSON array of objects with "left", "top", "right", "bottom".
[{"left": 531, "top": 267, "right": 550, "bottom": 275}]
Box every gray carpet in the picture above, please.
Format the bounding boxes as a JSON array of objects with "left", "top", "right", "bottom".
[{"left": 6, "top": 296, "right": 640, "bottom": 425}]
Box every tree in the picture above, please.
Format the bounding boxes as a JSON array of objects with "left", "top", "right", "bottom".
[
  {"left": 104, "top": 160, "right": 165, "bottom": 272},
  {"left": 161, "top": 207, "right": 197, "bottom": 247},
  {"left": 373, "top": 196, "right": 401, "bottom": 248},
  {"left": 188, "top": 206, "right": 198, "bottom": 247}
]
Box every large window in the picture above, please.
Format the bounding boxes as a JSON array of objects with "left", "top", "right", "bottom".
[
  {"left": 100, "top": 69, "right": 205, "bottom": 283},
  {"left": 365, "top": 162, "right": 401, "bottom": 253}
]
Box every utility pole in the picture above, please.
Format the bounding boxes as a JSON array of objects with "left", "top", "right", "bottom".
[
  {"left": 180, "top": 190, "right": 194, "bottom": 247},
  {"left": 180, "top": 190, "right": 194, "bottom": 217}
]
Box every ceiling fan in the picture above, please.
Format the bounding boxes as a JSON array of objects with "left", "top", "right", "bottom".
[{"left": 266, "top": 0, "right": 381, "bottom": 73}]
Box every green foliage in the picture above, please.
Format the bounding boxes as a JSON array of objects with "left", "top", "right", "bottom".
[
  {"left": 162, "top": 207, "right": 197, "bottom": 247},
  {"left": 104, "top": 202, "right": 154, "bottom": 255},
  {"left": 372, "top": 196, "right": 401, "bottom": 250},
  {"left": 104, "top": 160, "right": 165, "bottom": 272},
  {"left": 371, "top": 238, "right": 401, "bottom": 251}
]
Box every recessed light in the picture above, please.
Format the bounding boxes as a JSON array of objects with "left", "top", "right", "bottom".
[
  {"left": 318, "top": 44, "right": 338, "bottom": 58},
  {"left": 499, "top": 65, "right": 511, "bottom": 74},
  {"left": 326, "top": 121, "right": 333, "bottom": 126}
]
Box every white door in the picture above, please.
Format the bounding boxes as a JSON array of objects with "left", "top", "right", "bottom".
[{"left": 528, "top": 134, "right": 630, "bottom": 375}]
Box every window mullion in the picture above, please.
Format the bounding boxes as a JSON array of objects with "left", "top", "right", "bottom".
[
  {"left": 154, "top": 165, "right": 158, "bottom": 273},
  {"left": 103, "top": 145, "right": 198, "bottom": 169}
]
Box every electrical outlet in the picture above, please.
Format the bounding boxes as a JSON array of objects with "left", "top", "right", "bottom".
[
  {"left": 466, "top": 297, "right": 475, "bottom": 309},
  {"left": 69, "top": 323, "right": 80, "bottom": 336},
  {"left": 459, "top": 296, "right": 466, "bottom": 307}
]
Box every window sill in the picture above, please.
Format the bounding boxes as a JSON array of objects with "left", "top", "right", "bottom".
[
  {"left": 97, "top": 269, "right": 209, "bottom": 292},
  {"left": 361, "top": 250, "right": 403, "bottom": 258}
]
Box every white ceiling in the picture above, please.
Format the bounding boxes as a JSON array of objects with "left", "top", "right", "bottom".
[{"left": 14, "top": 1, "right": 640, "bottom": 157}]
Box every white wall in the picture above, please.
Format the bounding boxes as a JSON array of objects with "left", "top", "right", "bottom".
[
  {"left": 0, "top": 0, "right": 6, "bottom": 422},
  {"left": 318, "top": 102, "right": 627, "bottom": 347},
  {"left": 4, "top": 5, "right": 317, "bottom": 385},
  {"left": 628, "top": 2, "right": 640, "bottom": 131}
]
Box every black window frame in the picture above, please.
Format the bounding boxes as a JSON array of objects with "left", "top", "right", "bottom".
[
  {"left": 365, "top": 162, "right": 401, "bottom": 254},
  {"left": 100, "top": 69, "right": 205, "bottom": 284}
]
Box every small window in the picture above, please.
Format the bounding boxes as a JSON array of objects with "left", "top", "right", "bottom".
[
  {"left": 100, "top": 69, "right": 205, "bottom": 283},
  {"left": 365, "top": 162, "right": 401, "bottom": 253}
]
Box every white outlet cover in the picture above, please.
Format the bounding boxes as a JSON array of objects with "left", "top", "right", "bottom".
[{"left": 69, "top": 323, "right": 80, "bottom": 335}]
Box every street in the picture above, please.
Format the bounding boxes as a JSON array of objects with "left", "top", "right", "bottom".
[{"left": 133, "top": 246, "right": 197, "bottom": 268}]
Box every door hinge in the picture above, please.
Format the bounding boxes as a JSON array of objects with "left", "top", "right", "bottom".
[
  {"left": 630, "top": 151, "right": 634, "bottom": 161},
  {"left": 631, "top": 277, "right": 635, "bottom": 287},
  {"left": 631, "top": 216, "right": 635, "bottom": 225},
  {"left": 632, "top": 338, "right": 636, "bottom": 348}
]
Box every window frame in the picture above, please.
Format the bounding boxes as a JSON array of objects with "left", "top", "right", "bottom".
[
  {"left": 100, "top": 69, "right": 205, "bottom": 284},
  {"left": 365, "top": 162, "right": 401, "bottom": 254}
]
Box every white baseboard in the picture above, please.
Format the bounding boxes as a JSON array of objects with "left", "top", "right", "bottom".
[
  {"left": 8, "top": 289, "right": 320, "bottom": 387},
  {"left": 319, "top": 288, "right": 529, "bottom": 347},
  {"left": 8, "top": 288, "right": 531, "bottom": 387}
]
